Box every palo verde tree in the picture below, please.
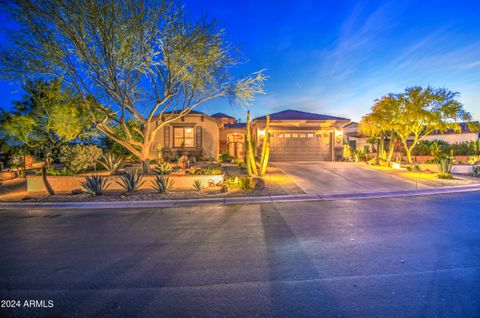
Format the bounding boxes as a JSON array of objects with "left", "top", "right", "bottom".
[
  {"left": 359, "top": 94, "right": 399, "bottom": 163},
  {"left": 0, "top": 0, "right": 266, "bottom": 173},
  {"left": 3, "top": 79, "right": 96, "bottom": 161},
  {"left": 3, "top": 79, "right": 97, "bottom": 194},
  {"left": 362, "top": 86, "right": 471, "bottom": 164}
]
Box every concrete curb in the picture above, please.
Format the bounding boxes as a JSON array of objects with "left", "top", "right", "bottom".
[{"left": 1, "top": 184, "right": 480, "bottom": 210}]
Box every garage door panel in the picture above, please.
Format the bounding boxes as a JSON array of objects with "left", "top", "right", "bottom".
[{"left": 269, "top": 135, "right": 331, "bottom": 161}]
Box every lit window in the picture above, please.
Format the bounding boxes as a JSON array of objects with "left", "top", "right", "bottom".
[
  {"left": 307, "top": 133, "right": 314, "bottom": 138},
  {"left": 284, "top": 133, "right": 291, "bottom": 138},
  {"left": 299, "top": 133, "right": 307, "bottom": 138},
  {"left": 174, "top": 127, "right": 195, "bottom": 147},
  {"left": 292, "top": 133, "right": 299, "bottom": 138}
]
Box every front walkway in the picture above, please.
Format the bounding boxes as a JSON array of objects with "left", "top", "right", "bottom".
[{"left": 273, "top": 161, "right": 427, "bottom": 195}]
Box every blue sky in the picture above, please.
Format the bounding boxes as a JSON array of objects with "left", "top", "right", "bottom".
[{"left": 1, "top": 0, "right": 480, "bottom": 122}]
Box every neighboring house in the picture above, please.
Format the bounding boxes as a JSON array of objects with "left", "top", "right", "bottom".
[
  {"left": 343, "top": 122, "right": 373, "bottom": 152},
  {"left": 423, "top": 122, "right": 480, "bottom": 143},
  {"left": 150, "top": 109, "right": 350, "bottom": 162},
  {"left": 344, "top": 121, "right": 480, "bottom": 154}
]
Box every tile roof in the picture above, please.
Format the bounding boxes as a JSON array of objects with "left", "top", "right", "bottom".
[
  {"left": 225, "top": 123, "right": 246, "bottom": 129},
  {"left": 254, "top": 109, "right": 350, "bottom": 121},
  {"left": 211, "top": 112, "right": 235, "bottom": 119},
  {"left": 432, "top": 121, "right": 480, "bottom": 135}
]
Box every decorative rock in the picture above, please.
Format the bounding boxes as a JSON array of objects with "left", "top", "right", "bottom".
[
  {"left": 71, "top": 189, "right": 83, "bottom": 195},
  {"left": 250, "top": 177, "right": 265, "bottom": 190}
]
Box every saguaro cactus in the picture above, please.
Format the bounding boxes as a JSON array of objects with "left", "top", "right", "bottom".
[
  {"left": 245, "top": 111, "right": 271, "bottom": 177},
  {"left": 246, "top": 111, "right": 258, "bottom": 176},
  {"left": 258, "top": 114, "right": 271, "bottom": 176}
]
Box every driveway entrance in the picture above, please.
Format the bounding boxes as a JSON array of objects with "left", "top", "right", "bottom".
[{"left": 274, "top": 162, "right": 425, "bottom": 194}]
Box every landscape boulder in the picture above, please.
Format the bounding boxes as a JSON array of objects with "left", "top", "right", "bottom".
[{"left": 250, "top": 176, "right": 265, "bottom": 190}]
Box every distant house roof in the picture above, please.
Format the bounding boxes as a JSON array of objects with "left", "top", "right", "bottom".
[
  {"left": 254, "top": 109, "right": 350, "bottom": 121},
  {"left": 155, "top": 110, "right": 206, "bottom": 117},
  {"left": 225, "top": 123, "right": 246, "bottom": 129},
  {"left": 211, "top": 112, "right": 235, "bottom": 119},
  {"left": 343, "top": 122, "right": 358, "bottom": 128},
  {"left": 432, "top": 121, "right": 480, "bottom": 135}
]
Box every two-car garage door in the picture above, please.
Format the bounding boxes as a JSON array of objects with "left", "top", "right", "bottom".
[{"left": 269, "top": 131, "right": 332, "bottom": 161}]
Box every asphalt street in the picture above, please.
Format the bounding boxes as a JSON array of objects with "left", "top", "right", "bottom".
[{"left": 1, "top": 193, "right": 480, "bottom": 317}]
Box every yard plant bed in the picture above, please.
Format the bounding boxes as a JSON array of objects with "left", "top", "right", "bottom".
[
  {"left": 360, "top": 163, "right": 480, "bottom": 187},
  {"left": 16, "top": 184, "right": 288, "bottom": 202},
  {"left": 1, "top": 166, "right": 304, "bottom": 202}
]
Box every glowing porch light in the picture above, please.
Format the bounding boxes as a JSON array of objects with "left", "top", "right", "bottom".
[
  {"left": 258, "top": 129, "right": 266, "bottom": 137},
  {"left": 392, "top": 162, "right": 401, "bottom": 169}
]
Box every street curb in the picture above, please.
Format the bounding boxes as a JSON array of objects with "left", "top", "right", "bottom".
[{"left": 1, "top": 184, "right": 480, "bottom": 210}]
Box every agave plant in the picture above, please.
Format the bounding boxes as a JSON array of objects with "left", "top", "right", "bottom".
[
  {"left": 469, "top": 165, "right": 480, "bottom": 177},
  {"left": 152, "top": 175, "right": 174, "bottom": 193},
  {"left": 117, "top": 170, "right": 145, "bottom": 192},
  {"left": 437, "top": 157, "right": 453, "bottom": 174},
  {"left": 192, "top": 179, "right": 203, "bottom": 191},
  {"left": 81, "top": 175, "right": 110, "bottom": 195},
  {"left": 155, "top": 162, "right": 172, "bottom": 175},
  {"left": 99, "top": 153, "right": 124, "bottom": 173}
]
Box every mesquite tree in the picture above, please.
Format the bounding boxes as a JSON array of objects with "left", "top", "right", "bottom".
[{"left": 0, "top": 0, "right": 265, "bottom": 172}]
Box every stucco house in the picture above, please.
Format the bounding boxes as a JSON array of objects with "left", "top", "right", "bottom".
[
  {"left": 423, "top": 122, "right": 480, "bottom": 143},
  {"left": 150, "top": 109, "right": 350, "bottom": 162},
  {"left": 344, "top": 121, "right": 480, "bottom": 153}
]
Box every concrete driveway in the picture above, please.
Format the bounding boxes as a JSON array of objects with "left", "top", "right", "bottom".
[{"left": 274, "top": 161, "right": 425, "bottom": 194}]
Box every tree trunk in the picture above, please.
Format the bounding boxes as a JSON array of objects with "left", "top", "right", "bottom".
[
  {"left": 386, "top": 135, "right": 395, "bottom": 161},
  {"left": 405, "top": 148, "right": 413, "bottom": 164},
  {"left": 378, "top": 137, "right": 385, "bottom": 160},
  {"left": 142, "top": 159, "right": 150, "bottom": 174},
  {"left": 140, "top": 145, "right": 151, "bottom": 174},
  {"left": 41, "top": 166, "right": 55, "bottom": 195}
]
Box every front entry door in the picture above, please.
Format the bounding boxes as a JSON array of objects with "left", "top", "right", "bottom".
[{"left": 227, "top": 134, "right": 244, "bottom": 158}]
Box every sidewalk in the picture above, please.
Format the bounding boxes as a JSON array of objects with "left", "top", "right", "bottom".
[{"left": 1, "top": 184, "right": 480, "bottom": 210}]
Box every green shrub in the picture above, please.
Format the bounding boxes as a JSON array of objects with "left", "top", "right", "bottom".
[
  {"left": 59, "top": 144, "right": 102, "bottom": 173},
  {"left": 219, "top": 152, "right": 234, "bottom": 163},
  {"left": 468, "top": 155, "right": 480, "bottom": 165},
  {"left": 469, "top": 165, "right": 480, "bottom": 177},
  {"left": 152, "top": 175, "right": 174, "bottom": 193},
  {"left": 193, "top": 179, "right": 203, "bottom": 191},
  {"left": 99, "top": 153, "right": 124, "bottom": 172},
  {"left": 193, "top": 167, "right": 223, "bottom": 175},
  {"left": 224, "top": 175, "right": 251, "bottom": 190},
  {"left": 155, "top": 162, "right": 172, "bottom": 175},
  {"left": 81, "top": 175, "right": 110, "bottom": 195},
  {"left": 35, "top": 168, "right": 74, "bottom": 176},
  {"left": 117, "top": 170, "right": 145, "bottom": 192},
  {"left": 437, "top": 172, "right": 454, "bottom": 179}
]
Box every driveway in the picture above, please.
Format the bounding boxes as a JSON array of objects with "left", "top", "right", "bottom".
[
  {"left": 274, "top": 161, "right": 425, "bottom": 194},
  {"left": 1, "top": 193, "right": 480, "bottom": 317}
]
